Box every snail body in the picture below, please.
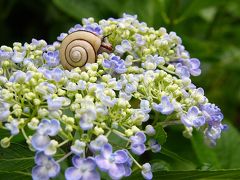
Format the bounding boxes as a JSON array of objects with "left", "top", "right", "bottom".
[{"left": 60, "top": 30, "right": 112, "bottom": 70}]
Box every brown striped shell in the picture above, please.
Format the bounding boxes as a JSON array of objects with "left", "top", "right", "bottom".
[{"left": 59, "top": 30, "right": 112, "bottom": 70}]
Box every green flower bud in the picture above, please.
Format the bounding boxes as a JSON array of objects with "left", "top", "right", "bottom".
[
  {"left": 25, "top": 92, "right": 36, "bottom": 100},
  {"left": 93, "top": 126, "right": 104, "bottom": 136},
  {"left": 80, "top": 72, "right": 89, "bottom": 81},
  {"left": 131, "top": 126, "right": 140, "bottom": 133},
  {"left": 89, "top": 77, "right": 97, "bottom": 83},
  {"left": 28, "top": 118, "right": 39, "bottom": 130},
  {"left": 66, "top": 117, "right": 75, "bottom": 124},
  {"left": 1, "top": 137, "right": 11, "bottom": 148},
  {"left": 13, "top": 109, "right": 22, "bottom": 117},
  {"left": 125, "top": 129, "right": 133, "bottom": 137},
  {"left": 38, "top": 108, "right": 49, "bottom": 118},
  {"left": 65, "top": 124, "right": 73, "bottom": 132},
  {"left": 33, "top": 99, "right": 41, "bottom": 106}
]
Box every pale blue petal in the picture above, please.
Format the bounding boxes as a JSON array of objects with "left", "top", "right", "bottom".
[{"left": 65, "top": 167, "right": 82, "bottom": 180}]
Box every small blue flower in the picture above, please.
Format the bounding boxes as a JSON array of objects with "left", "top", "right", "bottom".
[
  {"left": 9, "top": 70, "right": 26, "bottom": 83},
  {"left": 0, "top": 103, "right": 10, "bottom": 122},
  {"left": 43, "top": 51, "right": 60, "bottom": 67},
  {"left": 57, "top": 33, "right": 68, "bottom": 41},
  {"left": 115, "top": 40, "right": 132, "bottom": 54},
  {"left": 0, "top": 49, "right": 13, "bottom": 60},
  {"left": 201, "top": 103, "right": 223, "bottom": 126},
  {"left": 65, "top": 156, "right": 100, "bottom": 180},
  {"left": 141, "top": 163, "right": 153, "bottom": 180},
  {"left": 205, "top": 126, "right": 222, "bottom": 143},
  {"left": 175, "top": 63, "right": 190, "bottom": 79},
  {"left": 77, "top": 80, "right": 87, "bottom": 90},
  {"left": 95, "top": 143, "right": 131, "bottom": 179},
  {"left": 152, "top": 96, "right": 174, "bottom": 115},
  {"left": 5, "top": 119, "right": 19, "bottom": 135},
  {"left": 103, "top": 55, "right": 127, "bottom": 74},
  {"left": 47, "top": 97, "right": 63, "bottom": 111},
  {"left": 32, "top": 152, "right": 60, "bottom": 180},
  {"left": 90, "top": 135, "right": 108, "bottom": 153},
  {"left": 11, "top": 50, "right": 26, "bottom": 63},
  {"left": 71, "top": 140, "right": 86, "bottom": 155},
  {"left": 130, "top": 132, "right": 146, "bottom": 155},
  {"left": 189, "top": 58, "right": 201, "bottom": 76},
  {"left": 68, "top": 24, "right": 83, "bottom": 34},
  {"left": 142, "top": 55, "right": 164, "bottom": 70},
  {"left": 135, "top": 34, "right": 145, "bottom": 46},
  {"left": 96, "top": 91, "right": 117, "bottom": 107},
  {"left": 181, "top": 106, "right": 205, "bottom": 128},
  {"left": 140, "top": 100, "right": 151, "bottom": 113},
  {"left": 125, "top": 83, "right": 137, "bottom": 94},
  {"left": 51, "top": 68, "right": 64, "bottom": 82},
  {"left": 85, "top": 23, "right": 103, "bottom": 35},
  {"left": 31, "top": 119, "right": 60, "bottom": 151},
  {"left": 148, "top": 139, "right": 161, "bottom": 153},
  {"left": 79, "top": 109, "right": 97, "bottom": 130},
  {"left": 35, "top": 82, "right": 57, "bottom": 98}
]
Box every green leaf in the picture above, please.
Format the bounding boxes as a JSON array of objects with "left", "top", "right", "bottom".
[
  {"left": 191, "top": 131, "right": 220, "bottom": 169},
  {"left": 0, "top": 171, "right": 31, "bottom": 180},
  {"left": 154, "top": 123, "right": 167, "bottom": 145},
  {"left": 213, "top": 123, "right": 240, "bottom": 169},
  {"left": 127, "top": 169, "right": 240, "bottom": 180},
  {"left": 161, "top": 147, "right": 195, "bottom": 169},
  {"left": 0, "top": 143, "right": 35, "bottom": 171}
]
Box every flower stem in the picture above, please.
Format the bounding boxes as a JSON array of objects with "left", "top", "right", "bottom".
[
  {"left": 56, "top": 151, "right": 73, "bottom": 163},
  {"left": 127, "top": 150, "right": 142, "bottom": 169}
]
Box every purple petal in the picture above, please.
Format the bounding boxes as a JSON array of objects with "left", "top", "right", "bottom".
[
  {"left": 108, "top": 163, "right": 125, "bottom": 180},
  {"left": 47, "top": 161, "right": 60, "bottom": 178},
  {"left": 34, "top": 152, "right": 49, "bottom": 165},
  {"left": 82, "top": 170, "right": 100, "bottom": 180},
  {"left": 32, "top": 166, "right": 49, "bottom": 180},
  {"left": 83, "top": 157, "right": 97, "bottom": 171},
  {"left": 31, "top": 133, "right": 50, "bottom": 151},
  {"left": 193, "top": 116, "right": 205, "bottom": 127},
  {"left": 114, "top": 150, "right": 128, "bottom": 164},
  {"left": 131, "top": 144, "right": 146, "bottom": 155},
  {"left": 141, "top": 163, "right": 153, "bottom": 180},
  {"left": 130, "top": 132, "right": 146, "bottom": 145},
  {"left": 102, "top": 143, "right": 112, "bottom": 158},
  {"left": 95, "top": 155, "right": 111, "bottom": 171},
  {"left": 103, "top": 59, "right": 111, "bottom": 68},
  {"left": 188, "top": 106, "right": 199, "bottom": 117},
  {"left": 65, "top": 167, "right": 82, "bottom": 180},
  {"left": 72, "top": 155, "right": 84, "bottom": 168},
  {"left": 190, "top": 58, "right": 200, "bottom": 69}
]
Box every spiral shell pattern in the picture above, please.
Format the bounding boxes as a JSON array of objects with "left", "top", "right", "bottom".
[{"left": 60, "top": 31, "right": 101, "bottom": 70}]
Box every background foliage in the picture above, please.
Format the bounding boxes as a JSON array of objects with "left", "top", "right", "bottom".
[{"left": 0, "top": 0, "right": 240, "bottom": 179}]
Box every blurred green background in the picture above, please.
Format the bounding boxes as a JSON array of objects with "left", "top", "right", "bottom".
[{"left": 0, "top": 0, "right": 240, "bottom": 178}]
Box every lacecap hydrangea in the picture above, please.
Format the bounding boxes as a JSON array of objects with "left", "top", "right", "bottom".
[{"left": 0, "top": 14, "right": 227, "bottom": 180}]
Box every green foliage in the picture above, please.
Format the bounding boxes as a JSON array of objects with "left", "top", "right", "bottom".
[
  {"left": 154, "top": 123, "right": 167, "bottom": 145},
  {"left": 128, "top": 169, "right": 240, "bottom": 180}
]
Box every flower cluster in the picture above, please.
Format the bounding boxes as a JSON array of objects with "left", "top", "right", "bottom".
[{"left": 0, "top": 13, "right": 226, "bottom": 180}]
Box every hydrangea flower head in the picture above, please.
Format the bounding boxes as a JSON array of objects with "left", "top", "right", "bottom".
[{"left": 0, "top": 14, "right": 227, "bottom": 180}]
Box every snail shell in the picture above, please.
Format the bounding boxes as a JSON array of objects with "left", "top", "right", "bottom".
[{"left": 60, "top": 30, "right": 102, "bottom": 70}]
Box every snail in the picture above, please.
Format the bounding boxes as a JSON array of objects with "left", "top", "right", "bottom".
[{"left": 59, "top": 30, "right": 113, "bottom": 70}]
